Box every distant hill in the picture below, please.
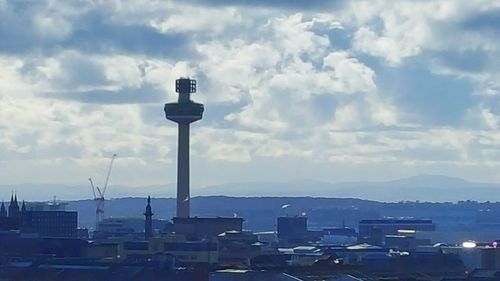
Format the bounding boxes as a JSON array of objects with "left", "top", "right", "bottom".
[
  {"left": 64, "top": 195, "right": 500, "bottom": 244},
  {"left": 67, "top": 196, "right": 380, "bottom": 230},
  {"left": 0, "top": 183, "right": 176, "bottom": 201},
  {"left": 12, "top": 174, "right": 499, "bottom": 237},
  {"left": 2, "top": 174, "right": 500, "bottom": 203},
  {"left": 7, "top": 174, "right": 499, "bottom": 231},
  {"left": 197, "top": 174, "right": 500, "bottom": 202}
]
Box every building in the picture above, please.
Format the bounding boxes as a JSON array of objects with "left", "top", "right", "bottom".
[
  {"left": 211, "top": 270, "right": 304, "bottom": 281},
  {"left": 320, "top": 227, "right": 358, "bottom": 245},
  {"left": 279, "top": 246, "right": 330, "bottom": 266},
  {"left": 0, "top": 197, "right": 78, "bottom": 238},
  {"left": 482, "top": 246, "right": 500, "bottom": 270},
  {"left": 384, "top": 235, "right": 431, "bottom": 251},
  {"left": 77, "top": 228, "right": 90, "bottom": 239},
  {"left": 8, "top": 194, "right": 20, "bottom": 218},
  {"left": 277, "top": 216, "right": 308, "bottom": 242},
  {"left": 163, "top": 241, "right": 218, "bottom": 265},
  {"left": 0, "top": 259, "right": 209, "bottom": 281},
  {"left": 94, "top": 217, "right": 171, "bottom": 240},
  {"left": 22, "top": 210, "right": 78, "bottom": 238},
  {"left": 118, "top": 234, "right": 218, "bottom": 265},
  {"left": 86, "top": 242, "right": 119, "bottom": 259},
  {"left": 358, "top": 218, "right": 436, "bottom": 245},
  {"left": 0, "top": 216, "right": 20, "bottom": 231},
  {"left": 0, "top": 201, "right": 7, "bottom": 217},
  {"left": 329, "top": 243, "right": 387, "bottom": 265},
  {"left": 217, "top": 230, "right": 262, "bottom": 267},
  {"left": 0, "top": 231, "right": 87, "bottom": 258},
  {"left": 172, "top": 217, "right": 243, "bottom": 241}
]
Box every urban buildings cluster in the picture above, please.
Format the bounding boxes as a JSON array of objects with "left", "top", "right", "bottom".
[
  {"left": 1, "top": 79, "right": 498, "bottom": 281},
  {"left": 1, "top": 196, "right": 500, "bottom": 281},
  {"left": 0, "top": 194, "right": 77, "bottom": 238}
]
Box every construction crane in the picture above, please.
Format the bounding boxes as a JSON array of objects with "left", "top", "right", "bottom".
[{"left": 89, "top": 153, "right": 117, "bottom": 229}]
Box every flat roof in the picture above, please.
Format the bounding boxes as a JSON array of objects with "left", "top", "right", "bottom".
[
  {"left": 173, "top": 217, "right": 243, "bottom": 222},
  {"left": 359, "top": 219, "right": 433, "bottom": 224}
]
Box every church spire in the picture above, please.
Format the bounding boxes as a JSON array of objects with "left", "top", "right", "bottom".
[
  {"left": 144, "top": 196, "right": 153, "bottom": 240},
  {"left": 0, "top": 201, "right": 7, "bottom": 217},
  {"left": 21, "top": 200, "right": 26, "bottom": 213},
  {"left": 8, "top": 192, "right": 20, "bottom": 218}
]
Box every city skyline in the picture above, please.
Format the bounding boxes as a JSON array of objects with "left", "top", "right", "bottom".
[{"left": 1, "top": 1, "right": 500, "bottom": 197}]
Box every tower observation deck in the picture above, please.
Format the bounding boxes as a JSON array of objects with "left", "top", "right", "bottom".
[{"left": 164, "top": 78, "right": 204, "bottom": 218}]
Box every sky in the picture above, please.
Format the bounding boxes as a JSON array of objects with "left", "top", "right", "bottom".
[{"left": 1, "top": 0, "right": 500, "bottom": 199}]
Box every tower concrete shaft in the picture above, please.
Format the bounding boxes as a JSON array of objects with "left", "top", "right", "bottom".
[
  {"left": 164, "top": 78, "right": 204, "bottom": 218},
  {"left": 177, "top": 122, "right": 190, "bottom": 217}
]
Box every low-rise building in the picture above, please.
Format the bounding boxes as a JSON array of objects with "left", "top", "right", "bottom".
[
  {"left": 115, "top": 234, "right": 218, "bottom": 265},
  {"left": 359, "top": 218, "right": 436, "bottom": 246},
  {"left": 23, "top": 210, "right": 78, "bottom": 238},
  {"left": 93, "top": 217, "right": 171, "bottom": 240},
  {"left": 173, "top": 217, "right": 243, "bottom": 241},
  {"left": 218, "top": 230, "right": 262, "bottom": 267},
  {"left": 277, "top": 216, "right": 308, "bottom": 243}
]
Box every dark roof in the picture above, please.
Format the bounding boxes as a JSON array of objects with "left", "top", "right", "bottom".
[
  {"left": 123, "top": 241, "right": 149, "bottom": 251},
  {"left": 173, "top": 217, "right": 243, "bottom": 222},
  {"left": 1, "top": 262, "right": 207, "bottom": 281},
  {"left": 359, "top": 219, "right": 433, "bottom": 224}
]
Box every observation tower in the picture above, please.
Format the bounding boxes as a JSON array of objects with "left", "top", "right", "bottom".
[{"left": 164, "top": 78, "right": 204, "bottom": 218}]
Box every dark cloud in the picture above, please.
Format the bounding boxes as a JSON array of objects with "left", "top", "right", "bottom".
[
  {"left": 19, "top": 53, "right": 109, "bottom": 90},
  {"left": 0, "top": 1, "right": 49, "bottom": 54},
  {"left": 58, "top": 57, "right": 107, "bottom": 87},
  {"left": 376, "top": 61, "right": 476, "bottom": 127},
  {"left": 309, "top": 93, "right": 337, "bottom": 122},
  {"left": 44, "top": 83, "right": 165, "bottom": 104},
  {"left": 63, "top": 12, "right": 194, "bottom": 58},
  {"left": 184, "top": 0, "right": 345, "bottom": 10},
  {"left": 461, "top": 9, "right": 500, "bottom": 34},
  {"left": 327, "top": 27, "right": 352, "bottom": 50},
  {"left": 433, "top": 50, "right": 489, "bottom": 73},
  {"left": 0, "top": 2, "right": 195, "bottom": 58}
]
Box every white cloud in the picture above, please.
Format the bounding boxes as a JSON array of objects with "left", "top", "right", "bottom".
[
  {"left": 152, "top": 6, "right": 243, "bottom": 34},
  {"left": 2, "top": 0, "right": 500, "bottom": 198},
  {"left": 33, "top": 12, "right": 72, "bottom": 40},
  {"left": 323, "top": 51, "right": 376, "bottom": 93},
  {"left": 0, "top": 57, "right": 35, "bottom": 97},
  {"left": 347, "top": 1, "right": 500, "bottom": 66}
]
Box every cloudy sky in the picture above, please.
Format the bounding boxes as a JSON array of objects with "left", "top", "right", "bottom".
[{"left": 1, "top": 0, "right": 500, "bottom": 198}]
